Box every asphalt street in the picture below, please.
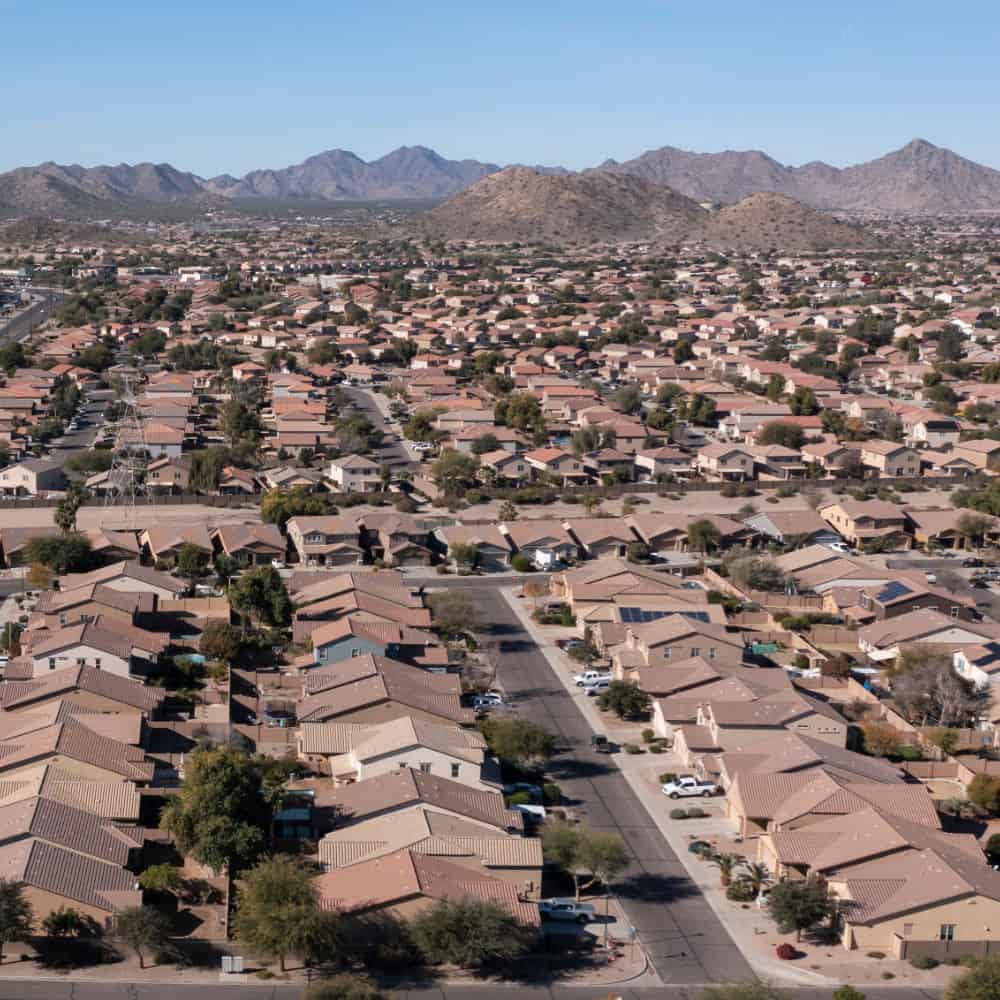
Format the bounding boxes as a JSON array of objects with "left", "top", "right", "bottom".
[
  {"left": 46, "top": 388, "right": 113, "bottom": 468},
  {"left": 0, "top": 288, "right": 63, "bottom": 345},
  {"left": 465, "top": 586, "right": 754, "bottom": 986},
  {"left": 341, "top": 386, "right": 420, "bottom": 468}
]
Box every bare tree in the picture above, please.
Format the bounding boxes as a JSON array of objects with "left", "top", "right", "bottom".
[{"left": 891, "top": 648, "right": 987, "bottom": 728}]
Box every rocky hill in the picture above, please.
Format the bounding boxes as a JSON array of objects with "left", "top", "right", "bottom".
[
  {"left": 424, "top": 167, "right": 708, "bottom": 243},
  {"left": 687, "top": 192, "right": 879, "bottom": 250}
]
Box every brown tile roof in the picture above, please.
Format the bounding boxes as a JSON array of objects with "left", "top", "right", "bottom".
[
  {"left": 0, "top": 665, "right": 164, "bottom": 714},
  {"left": 314, "top": 848, "right": 538, "bottom": 925},
  {"left": 325, "top": 768, "right": 522, "bottom": 833}
]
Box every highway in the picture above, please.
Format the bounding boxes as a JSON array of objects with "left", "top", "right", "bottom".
[{"left": 0, "top": 287, "right": 63, "bottom": 344}]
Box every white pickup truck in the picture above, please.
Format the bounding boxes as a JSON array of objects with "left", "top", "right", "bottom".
[
  {"left": 573, "top": 670, "right": 610, "bottom": 687},
  {"left": 662, "top": 776, "right": 719, "bottom": 799}
]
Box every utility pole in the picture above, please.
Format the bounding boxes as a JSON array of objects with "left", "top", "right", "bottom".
[{"left": 103, "top": 372, "right": 154, "bottom": 528}]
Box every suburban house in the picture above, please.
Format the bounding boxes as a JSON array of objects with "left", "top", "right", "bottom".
[
  {"left": 286, "top": 516, "right": 363, "bottom": 567},
  {"left": 858, "top": 440, "right": 921, "bottom": 478},
  {"left": 695, "top": 444, "right": 754, "bottom": 481},
  {"left": 0, "top": 459, "right": 66, "bottom": 497},
  {"left": 818, "top": 500, "right": 909, "bottom": 549},
  {"left": 328, "top": 455, "right": 381, "bottom": 494}
]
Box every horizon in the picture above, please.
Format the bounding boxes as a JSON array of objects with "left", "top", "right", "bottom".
[
  {"left": 8, "top": 136, "right": 999, "bottom": 181},
  {"left": 2, "top": 1, "right": 999, "bottom": 175}
]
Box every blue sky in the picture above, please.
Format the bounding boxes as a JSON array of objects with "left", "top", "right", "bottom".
[{"left": 2, "top": 0, "right": 999, "bottom": 175}]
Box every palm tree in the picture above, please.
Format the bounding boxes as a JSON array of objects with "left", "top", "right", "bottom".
[
  {"left": 709, "top": 852, "right": 741, "bottom": 888},
  {"left": 737, "top": 860, "right": 772, "bottom": 898}
]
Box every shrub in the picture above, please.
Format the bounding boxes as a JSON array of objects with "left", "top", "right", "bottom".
[
  {"left": 542, "top": 784, "right": 562, "bottom": 806},
  {"left": 726, "top": 882, "right": 757, "bottom": 903},
  {"left": 506, "top": 790, "right": 532, "bottom": 806},
  {"left": 622, "top": 743, "right": 643, "bottom": 754},
  {"left": 464, "top": 490, "right": 482, "bottom": 505},
  {"left": 775, "top": 943, "right": 797, "bottom": 960},
  {"left": 510, "top": 554, "right": 532, "bottom": 573},
  {"left": 775, "top": 485, "right": 798, "bottom": 498},
  {"left": 881, "top": 972, "right": 895, "bottom": 980},
  {"left": 668, "top": 808, "right": 688, "bottom": 820},
  {"left": 641, "top": 728, "right": 655, "bottom": 743},
  {"left": 685, "top": 806, "right": 707, "bottom": 818},
  {"left": 909, "top": 955, "right": 939, "bottom": 970},
  {"left": 649, "top": 743, "right": 665, "bottom": 754},
  {"left": 659, "top": 772, "right": 677, "bottom": 784},
  {"left": 866, "top": 951, "right": 885, "bottom": 959}
]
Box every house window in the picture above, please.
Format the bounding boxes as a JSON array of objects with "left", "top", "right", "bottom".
[
  {"left": 939, "top": 924, "right": 956, "bottom": 942},
  {"left": 691, "top": 647, "right": 701, "bottom": 658},
  {"left": 419, "top": 763, "right": 431, "bottom": 774},
  {"left": 76, "top": 658, "right": 85, "bottom": 667},
  {"left": 708, "top": 648, "right": 717, "bottom": 660},
  {"left": 951, "top": 607, "right": 960, "bottom": 619},
  {"left": 58, "top": 614, "right": 66, "bottom": 626},
  {"left": 450, "top": 763, "right": 460, "bottom": 778},
  {"left": 902, "top": 923, "right": 913, "bottom": 938},
  {"left": 664, "top": 647, "right": 672, "bottom": 659},
  {"left": 317, "top": 648, "right": 327, "bottom": 661},
  {"left": 49, "top": 658, "right": 56, "bottom": 671},
  {"left": 351, "top": 648, "right": 360, "bottom": 657},
  {"left": 95, "top": 658, "right": 102, "bottom": 670}
]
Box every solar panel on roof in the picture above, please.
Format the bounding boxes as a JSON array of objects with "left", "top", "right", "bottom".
[
  {"left": 618, "top": 609, "right": 710, "bottom": 624},
  {"left": 876, "top": 581, "right": 913, "bottom": 602}
]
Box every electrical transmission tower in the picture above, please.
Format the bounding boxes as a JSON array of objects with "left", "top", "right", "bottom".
[{"left": 104, "top": 373, "right": 153, "bottom": 524}]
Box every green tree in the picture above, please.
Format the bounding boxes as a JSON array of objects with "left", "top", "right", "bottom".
[
  {"left": 431, "top": 450, "right": 480, "bottom": 497},
  {"left": 137, "top": 864, "right": 184, "bottom": 895},
  {"left": 410, "top": 898, "right": 534, "bottom": 970},
  {"left": 229, "top": 565, "right": 292, "bottom": 629},
  {"left": 479, "top": 718, "right": 555, "bottom": 769},
  {"left": 766, "top": 876, "right": 832, "bottom": 942},
  {"left": 757, "top": 422, "right": 805, "bottom": 450},
  {"left": 23, "top": 534, "right": 93, "bottom": 574},
  {"left": 449, "top": 542, "right": 478, "bottom": 571},
  {"left": 543, "top": 822, "right": 628, "bottom": 900},
  {"left": 789, "top": 387, "right": 819, "bottom": 416},
  {"left": 54, "top": 484, "right": 86, "bottom": 535},
  {"left": 967, "top": 774, "right": 1000, "bottom": 815},
  {"left": 42, "top": 906, "right": 96, "bottom": 938},
  {"left": 946, "top": 955, "right": 1000, "bottom": 1000},
  {"left": 160, "top": 747, "right": 273, "bottom": 874},
  {"left": 470, "top": 433, "right": 499, "bottom": 455},
  {"left": 687, "top": 519, "right": 722, "bottom": 555},
  {"left": 114, "top": 905, "right": 171, "bottom": 969},
  {"left": 0, "top": 880, "right": 31, "bottom": 962},
  {"left": 765, "top": 374, "right": 787, "bottom": 401},
  {"left": 612, "top": 383, "right": 644, "bottom": 416},
  {"left": 176, "top": 542, "right": 208, "bottom": 581},
  {"left": 260, "top": 486, "right": 327, "bottom": 530},
  {"left": 199, "top": 619, "right": 243, "bottom": 662},
  {"left": 233, "top": 855, "right": 333, "bottom": 972},
  {"left": 596, "top": 680, "right": 651, "bottom": 719},
  {"left": 495, "top": 392, "right": 544, "bottom": 434}
]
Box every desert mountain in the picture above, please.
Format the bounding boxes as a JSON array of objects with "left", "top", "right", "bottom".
[
  {"left": 687, "top": 192, "right": 879, "bottom": 250},
  {"left": 604, "top": 139, "right": 1000, "bottom": 211},
  {"left": 1, "top": 139, "right": 999, "bottom": 218},
  {"left": 206, "top": 145, "right": 500, "bottom": 201},
  {"left": 424, "top": 168, "right": 709, "bottom": 243}
]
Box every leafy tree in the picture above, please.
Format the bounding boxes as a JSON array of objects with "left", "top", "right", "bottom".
[
  {"left": 449, "top": 542, "right": 478, "bottom": 571},
  {"left": 926, "top": 727, "right": 960, "bottom": 757},
  {"left": 138, "top": 864, "right": 184, "bottom": 895},
  {"left": 495, "top": 392, "right": 544, "bottom": 434},
  {"left": 23, "top": 534, "right": 93, "bottom": 574},
  {"left": 334, "top": 911, "right": 419, "bottom": 971},
  {"left": 306, "top": 974, "right": 386, "bottom": 1000},
  {"left": 723, "top": 554, "right": 785, "bottom": 593},
  {"left": 937, "top": 324, "right": 965, "bottom": 363},
  {"left": 596, "top": 680, "right": 651, "bottom": 719},
  {"left": 229, "top": 565, "right": 292, "bottom": 629},
  {"left": 945, "top": 955, "right": 1000, "bottom": 1000},
  {"left": 789, "top": 387, "right": 819, "bottom": 416},
  {"left": 114, "top": 905, "right": 171, "bottom": 969},
  {"left": 220, "top": 399, "right": 261, "bottom": 444},
  {"left": 765, "top": 374, "right": 787, "bottom": 401},
  {"left": 54, "top": 484, "right": 86, "bottom": 535},
  {"left": 431, "top": 450, "right": 480, "bottom": 497},
  {"left": 199, "top": 619, "right": 243, "bottom": 662},
  {"left": 42, "top": 906, "right": 97, "bottom": 938},
  {"left": 233, "top": 855, "right": 333, "bottom": 971},
  {"left": 410, "top": 898, "right": 534, "bottom": 970},
  {"left": 65, "top": 449, "right": 113, "bottom": 476},
  {"left": 543, "top": 822, "right": 628, "bottom": 900},
  {"left": 757, "top": 422, "right": 805, "bottom": 450},
  {"left": 479, "top": 718, "right": 555, "bottom": 769},
  {"left": 687, "top": 519, "right": 721, "bottom": 554},
  {"left": 766, "top": 876, "right": 832, "bottom": 941},
  {"left": 176, "top": 542, "right": 208, "bottom": 581},
  {"left": 956, "top": 511, "right": 995, "bottom": 549},
  {"left": 261, "top": 486, "right": 327, "bottom": 530},
  {"left": 160, "top": 747, "right": 273, "bottom": 873},
  {"left": 612, "top": 383, "right": 643, "bottom": 416},
  {"left": 188, "top": 446, "right": 237, "bottom": 493},
  {"left": 967, "top": 774, "right": 1000, "bottom": 815},
  {"left": 470, "top": 433, "right": 499, "bottom": 455},
  {"left": 0, "top": 880, "right": 31, "bottom": 962}
]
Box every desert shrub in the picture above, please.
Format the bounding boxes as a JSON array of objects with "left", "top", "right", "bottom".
[
  {"left": 542, "top": 784, "right": 562, "bottom": 806},
  {"left": 649, "top": 744, "right": 665, "bottom": 754},
  {"left": 726, "top": 882, "right": 757, "bottom": 903},
  {"left": 659, "top": 772, "right": 677, "bottom": 784},
  {"left": 506, "top": 790, "right": 532, "bottom": 806},
  {"left": 622, "top": 743, "right": 643, "bottom": 754},
  {"left": 685, "top": 806, "right": 707, "bottom": 818},
  {"left": 909, "top": 955, "right": 939, "bottom": 970},
  {"left": 668, "top": 808, "right": 688, "bottom": 820},
  {"left": 866, "top": 951, "right": 885, "bottom": 959},
  {"left": 510, "top": 554, "right": 532, "bottom": 573},
  {"left": 641, "top": 728, "right": 655, "bottom": 743}
]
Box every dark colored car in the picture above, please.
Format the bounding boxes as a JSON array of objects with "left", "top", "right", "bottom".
[{"left": 591, "top": 734, "right": 614, "bottom": 754}]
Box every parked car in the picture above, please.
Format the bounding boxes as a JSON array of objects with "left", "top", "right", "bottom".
[
  {"left": 511, "top": 803, "right": 546, "bottom": 824},
  {"left": 573, "top": 669, "right": 610, "bottom": 687},
  {"left": 662, "top": 776, "right": 719, "bottom": 799},
  {"left": 472, "top": 692, "right": 504, "bottom": 711},
  {"left": 825, "top": 542, "right": 852, "bottom": 555},
  {"left": 502, "top": 781, "right": 542, "bottom": 799},
  {"left": 583, "top": 676, "right": 611, "bottom": 695},
  {"left": 271, "top": 559, "right": 286, "bottom": 569},
  {"left": 538, "top": 898, "right": 596, "bottom": 923},
  {"left": 963, "top": 557, "right": 985, "bottom": 568},
  {"left": 590, "top": 734, "right": 614, "bottom": 754}
]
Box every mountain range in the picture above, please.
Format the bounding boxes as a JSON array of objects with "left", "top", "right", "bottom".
[
  {"left": 426, "top": 169, "right": 878, "bottom": 249},
  {"left": 1, "top": 139, "right": 999, "bottom": 218}
]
